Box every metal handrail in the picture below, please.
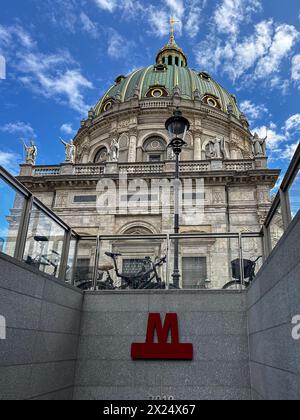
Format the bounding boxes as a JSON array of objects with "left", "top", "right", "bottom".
[
  {"left": 0, "top": 165, "right": 32, "bottom": 198},
  {"left": 263, "top": 143, "right": 300, "bottom": 229},
  {"left": 262, "top": 142, "right": 300, "bottom": 252}
]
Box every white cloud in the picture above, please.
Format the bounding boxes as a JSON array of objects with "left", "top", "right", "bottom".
[
  {"left": 196, "top": 18, "right": 299, "bottom": 86},
  {"left": 285, "top": 114, "right": 300, "bottom": 133},
  {"left": 255, "top": 24, "right": 299, "bottom": 79},
  {"left": 0, "top": 151, "right": 22, "bottom": 174},
  {"left": 291, "top": 54, "right": 300, "bottom": 81},
  {"left": 17, "top": 51, "right": 93, "bottom": 114},
  {"left": 107, "top": 29, "right": 135, "bottom": 60},
  {"left": 148, "top": 8, "right": 170, "bottom": 37},
  {"left": 0, "top": 121, "right": 35, "bottom": 137},
  {"left": 60, "top": 123, "right": 75, "bottom": 135},
  {"left": 214, "top": 0, "right": 261, "bottom": 36},
  {"left": 80, "top": 12, "right": 99, "bottom": 39},
  {"left": 94, "top": 0, "right": 117, "bottom": 12},
  {"left": 240, "top": 100, "right": 269, "bottom": 122},
  {"left": 0, "top": 24, "right": 35, "bottom": 51},
  {"left": 94, "top": 0, "right": 143, "bottom": 17},
  {"left": 186, "top": 0, "right": 206, "bottom": 38},
  {"left": 281, "top": 142, "right": 299, "bottom": 160},
  {"left": 1, "top": 24, "right": 93, "bottom": 115}
]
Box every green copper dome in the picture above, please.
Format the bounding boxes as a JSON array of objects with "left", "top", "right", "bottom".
[{"left": 94, "top": 36, "right": 242, "bottom": 119}]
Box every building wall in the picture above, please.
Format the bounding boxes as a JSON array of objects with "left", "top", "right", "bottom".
[
  {"left": 247, "top": 211, "right": 300, "bottom": 400},
  {"left": 0, "top": 253, "right": 83, "bottom": 400},
  {"left": 74, "top": 290, "right": 251, "bottom": 400}
]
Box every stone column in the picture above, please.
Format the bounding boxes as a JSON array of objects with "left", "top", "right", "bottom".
[
  {"left": 194, "top": 132, "right": 202, "bottom": 160},
  {"left": 128, "top": 131, "right": 137, "bottom": 163}
]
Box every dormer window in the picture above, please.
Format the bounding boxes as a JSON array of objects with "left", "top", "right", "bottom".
[
  {"left": 101, "top": 99, "right": 114, "bottom": 113},
  {"left": 146, "top": 85, "right": 168, "bottom": 98},
  {"left": 199, "top": 72, "right": 211, "bottom": 81},
  {"left": 202, "top": 94, "right": 221, "bottom": 110},
  {"left": 115, "top": 75, "right": 125, "bottom": 85},
  {"left": 154, "top": 64, "right": 167, "bottom": 72}
]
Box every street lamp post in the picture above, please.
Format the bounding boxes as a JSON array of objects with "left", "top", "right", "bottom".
[{"left": 165, "top": 108, "right": 190, "bottom": 288}]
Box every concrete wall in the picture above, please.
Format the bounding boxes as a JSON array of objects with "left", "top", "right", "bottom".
[
  {"left": 0, "top": 253, "right": 83, "bottom": 400},
  {"left": 74, "top": 290, "right": 251, "bottom": 400},
  {"left": 247, "top": 212, "right": 300, "bottom": 400}
]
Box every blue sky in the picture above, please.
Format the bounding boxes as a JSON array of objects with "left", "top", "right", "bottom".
[{"left": 0, "top": 0, "right": 300, "bottom": 185}]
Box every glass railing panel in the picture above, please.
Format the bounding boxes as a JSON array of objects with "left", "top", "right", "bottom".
[
  {"left": 169, "top": 236, "right": 240, "bottom": 290},
  {"left": 241, "top": 235, "right": 264, "bottom": 283},
  {"left": 288, "top": 165, "right": 300, "bottom": 220},
  {"left": 23, "top": 204, "right": 65, "bottom": 277},
  {"left": 269, "top": 204, "right": 284, "bottom": 250},
  {"left": 65, "top": 235, "right": 77, "bottom": 284},
  {"left": 97, "top": 237, "right": 168, "bottom": 290},
  {"left": 0, "top": 176, "right": 26, "bottom": 257},
  {"left": 73, "top": 239, "right": 97, "bottom": 290}
]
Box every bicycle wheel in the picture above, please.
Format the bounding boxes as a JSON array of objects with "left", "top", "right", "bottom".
[{"left": 222, "top": 281, "right": 245, "bottom": 290}]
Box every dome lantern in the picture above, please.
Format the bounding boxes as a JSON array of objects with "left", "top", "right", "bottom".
[{"left": 156, "top": 17, "right": 188, "bottom": 68}]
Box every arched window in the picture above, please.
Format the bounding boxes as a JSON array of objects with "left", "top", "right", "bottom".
[
  {"left": 94, "top": 147, "right": 108, "bottom": 163},
  {"left": 143, "top": 137, "right": 167, "bottom": 162},
  {"left": 162, "top": 57, "right": 165, "bottom": 64},
  {"left": 175, "top": 57, "right": 179, "bottom": 66},
  {"left": 168, "top": 55, "right": 172, "bottom": 66}
]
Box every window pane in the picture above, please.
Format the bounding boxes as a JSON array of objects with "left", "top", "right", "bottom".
[
  {"left": 182, "top": 257, "right": 207, "bottom": 289},
  {"left": 23, "top": 205, "right": 65, "bottom": 277},
  {"left": 288, "top": 166, "right": 300, "bottom": 219},
  {"left": 73, "top": 239, "right": 97, "bottom": 290},
  {"left": 241, "top": 236, "right": 264, "bottom": 282},
  {"left": 0, "top": 177, "right": 26, "bottom": 257},
  {"left": 170, "top": 237, "right": 240, "bottom": 290}
]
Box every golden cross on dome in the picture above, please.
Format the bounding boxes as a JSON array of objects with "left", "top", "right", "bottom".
[{"left": 169, "top": 16, "right": 179, "bottom": 43}]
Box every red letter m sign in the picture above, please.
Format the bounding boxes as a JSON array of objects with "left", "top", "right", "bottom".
[{"left": 131, "top": 313, "right": 193, "bottom": 360}]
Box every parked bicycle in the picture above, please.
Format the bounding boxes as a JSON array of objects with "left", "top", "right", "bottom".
[
  {"left": 222, "top": 256, "right": 262, "bottom": 290},
  {"left": 104, "top": 252, "right": 167, "bottom": 290},
  {"left": 25, "top": 236, "right": 61, "bottom": 276}
]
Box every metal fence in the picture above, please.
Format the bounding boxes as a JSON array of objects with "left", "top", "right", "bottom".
[{"left": 0, "top": 142, "right": 299, "bottom": 291}]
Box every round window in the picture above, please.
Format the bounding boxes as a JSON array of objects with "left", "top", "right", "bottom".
[
  {"left": 151, "top": 89, "right": 163, "bottom": 98},
  {"left": 207, "top": 97, "right": 217, "bottom": 107},
  {"left": 103, "top": 101, "right": 112, "bottom": 112}
]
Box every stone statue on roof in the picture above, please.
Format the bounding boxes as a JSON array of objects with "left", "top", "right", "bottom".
[
  {"left": 60, "top": 138, "right": 76, "bottom": 164},
  {"left": 23, "top": 140, "right": 37, "bottom": 165},
  {"left": 252, "top": 133, "right": 267, "bottom": 157}
]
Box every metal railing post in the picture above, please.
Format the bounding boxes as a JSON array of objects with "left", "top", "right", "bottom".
[
  {"left": 279, "top": 189, "right": 292, "bottom": 230},
  {"left": 58, "top": 229, "right": 72, "bottom": 281},
  {"left": 92, "top": 236, "right": 101, "bottom": 291},
  {"left": 166, "top": 234, "right": 170, "bottom": 290},
  {"left": 71, "top": 237, "right": 79, "bottom": 286},
  {"left": 14, "top": 196, "right": 33, "bottom": 261},
  {"left": 238, "top": 233, "right": 244, "bottom": 291},
  {"left": 262, "top": 225, "right": 271, "bottom": 260}
]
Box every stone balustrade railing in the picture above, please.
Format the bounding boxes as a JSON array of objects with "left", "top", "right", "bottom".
[
  {"left": 75, "top": 165, "right": 105, "bottom": 175},
  {"left": 24, "top": 160, "right": 257, "bottom": 178},
  {"left": 33, "top": 166, "right": 61, "bottom": 176}
]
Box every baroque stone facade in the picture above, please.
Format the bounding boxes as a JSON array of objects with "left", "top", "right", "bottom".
[{"left": 18, "top": 35, "right": 280, "bottom": 289}]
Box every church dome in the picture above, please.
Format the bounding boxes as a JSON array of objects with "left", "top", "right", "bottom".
[{"left": 94, "top": 33, "right": 242, "bottom": 119}]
